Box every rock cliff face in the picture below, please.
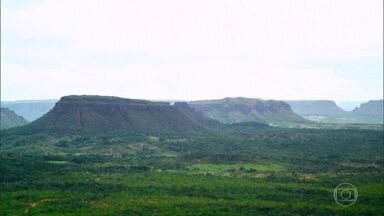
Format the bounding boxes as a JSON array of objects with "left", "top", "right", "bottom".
[
  {"left": 25, "top": 95, "right": 204, "bottom": 134},
  {"left": 188, "top": 97, "right": 307, "bottom": 124}
]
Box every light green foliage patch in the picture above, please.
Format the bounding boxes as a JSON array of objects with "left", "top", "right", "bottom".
[{"left": 187, "top": 162, "right": 284, "bottom": 175}]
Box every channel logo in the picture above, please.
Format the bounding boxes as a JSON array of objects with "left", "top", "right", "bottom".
[{"left": 333, "top": 183, "right": 358, "bottom": 207}]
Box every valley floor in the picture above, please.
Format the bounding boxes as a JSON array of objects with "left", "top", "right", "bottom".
[{"left": 1, "top": 126, "right": 383, "bottom": 215}]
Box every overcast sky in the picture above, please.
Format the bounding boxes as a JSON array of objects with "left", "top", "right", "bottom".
[{"left": 1, "top": 0, "right": 383, "bottom": 102}]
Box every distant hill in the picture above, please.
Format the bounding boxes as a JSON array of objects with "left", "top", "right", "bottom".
[
  {"left": 352, "top": 100, "right": 383, "bottom": 115},
  {"left": 0, "top": 108, "right": 28, "bottom": 129},
  {"left": 1, "top": 100, "right": 57, "bottom": 121},
  {"left": 350, "top": 100, "right": 383, "bottom": 124},
  {"left": 337, "top": 101, "right": 363, "bottom": 111},
  {"left": 189, "top": 97, "right": 308, "bottom": 124},
  {"left": 285, "top": 100, "right": 347, "bottom": 117},
  {"left": 18, "top": 95, "right": 204, "bottom": 134},
  {"left": 285, "top": 100, "right": 383, "bottom": 124}
]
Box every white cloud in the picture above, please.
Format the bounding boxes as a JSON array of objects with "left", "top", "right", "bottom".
[
  {"left": 2, "top": 57, "right": 382, "bottom": 101},
  {"left": 4, "top": 0, "right": 382, "bottom": 57},
  {"left": 1, "top": 0, "right": 383, "bottom": 101}
]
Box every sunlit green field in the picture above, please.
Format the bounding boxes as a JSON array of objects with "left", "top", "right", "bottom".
[{"left": 1, "top": 157, "right": 383, "bottom": 215}]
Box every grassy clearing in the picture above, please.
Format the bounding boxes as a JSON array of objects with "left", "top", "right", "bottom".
[
  {"left": 46, "top": 160, "right": 70, "bottom": 164},
  {"left": 186, "top": 162, "right": 284, "bottom": 174}
]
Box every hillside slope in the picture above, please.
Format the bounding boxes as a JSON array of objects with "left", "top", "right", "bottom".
[
  {"left": 352, "top": 100, "right": 383, "bottom": 115},
  {"left": 0, "top": 108, "right": 28, "bottom": 129},
  {"left": 189, "top": 97, "right": 308, "bottom": 124}
]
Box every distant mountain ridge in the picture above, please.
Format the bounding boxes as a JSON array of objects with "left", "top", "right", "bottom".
[
  {"left": 0, "top": 108, "right": 28, "bottom": 129},
  {"left": 189, "top": 97, "right": 308, "bottom": 124},
  {"left": 2, "top": 97, "right": 382, "bottom": 128},
  {"left": 1, "top": 99, "right": 57, "bottom": 121},
  {"left": 285, "top": 100, "right": 383, "bottom": 124},
  {"left": 9, "top": 96, "right": 311, "bottom": 135},
  {"left": 285, "top": 100, "right": 347, "bottom": 116}
]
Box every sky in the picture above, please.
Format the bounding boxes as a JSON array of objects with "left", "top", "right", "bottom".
[{"left": 1, "top": 0, "right": 383, "bottom": 102}]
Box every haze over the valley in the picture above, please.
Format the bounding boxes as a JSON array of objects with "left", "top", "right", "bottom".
[{"left": 1, "top": 0, "right": 383, "bottom": 102}]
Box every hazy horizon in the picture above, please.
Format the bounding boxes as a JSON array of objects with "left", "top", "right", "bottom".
[
  {"left": 1, "top": 94, "right": 382, "bottom": 106},
  {"left": 1, "top": 0, "right": 383, "bottom": 101}
]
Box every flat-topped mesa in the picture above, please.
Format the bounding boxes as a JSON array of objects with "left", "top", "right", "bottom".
[
  {"left": 188, "top": 97, "right": 307, "bottom": 124},
  {"left": 59, "top": 95, "right": 166, "bottom": 105},
  {"left": 24, "top": 95, "right": 204, "bottom": 134},
  {"left": 285, "top": 100, "right": 347, "bottom": 116},
  {"left": 54, "top": 95, "right": 171, "bottom": 113},
  {"left": 190, "top": 97, "right": 291, "bottom": 110}
]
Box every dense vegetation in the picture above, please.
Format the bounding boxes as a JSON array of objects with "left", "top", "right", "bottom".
[{"left": 1, "top": 124, "right": 383, "bottom": 215}]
